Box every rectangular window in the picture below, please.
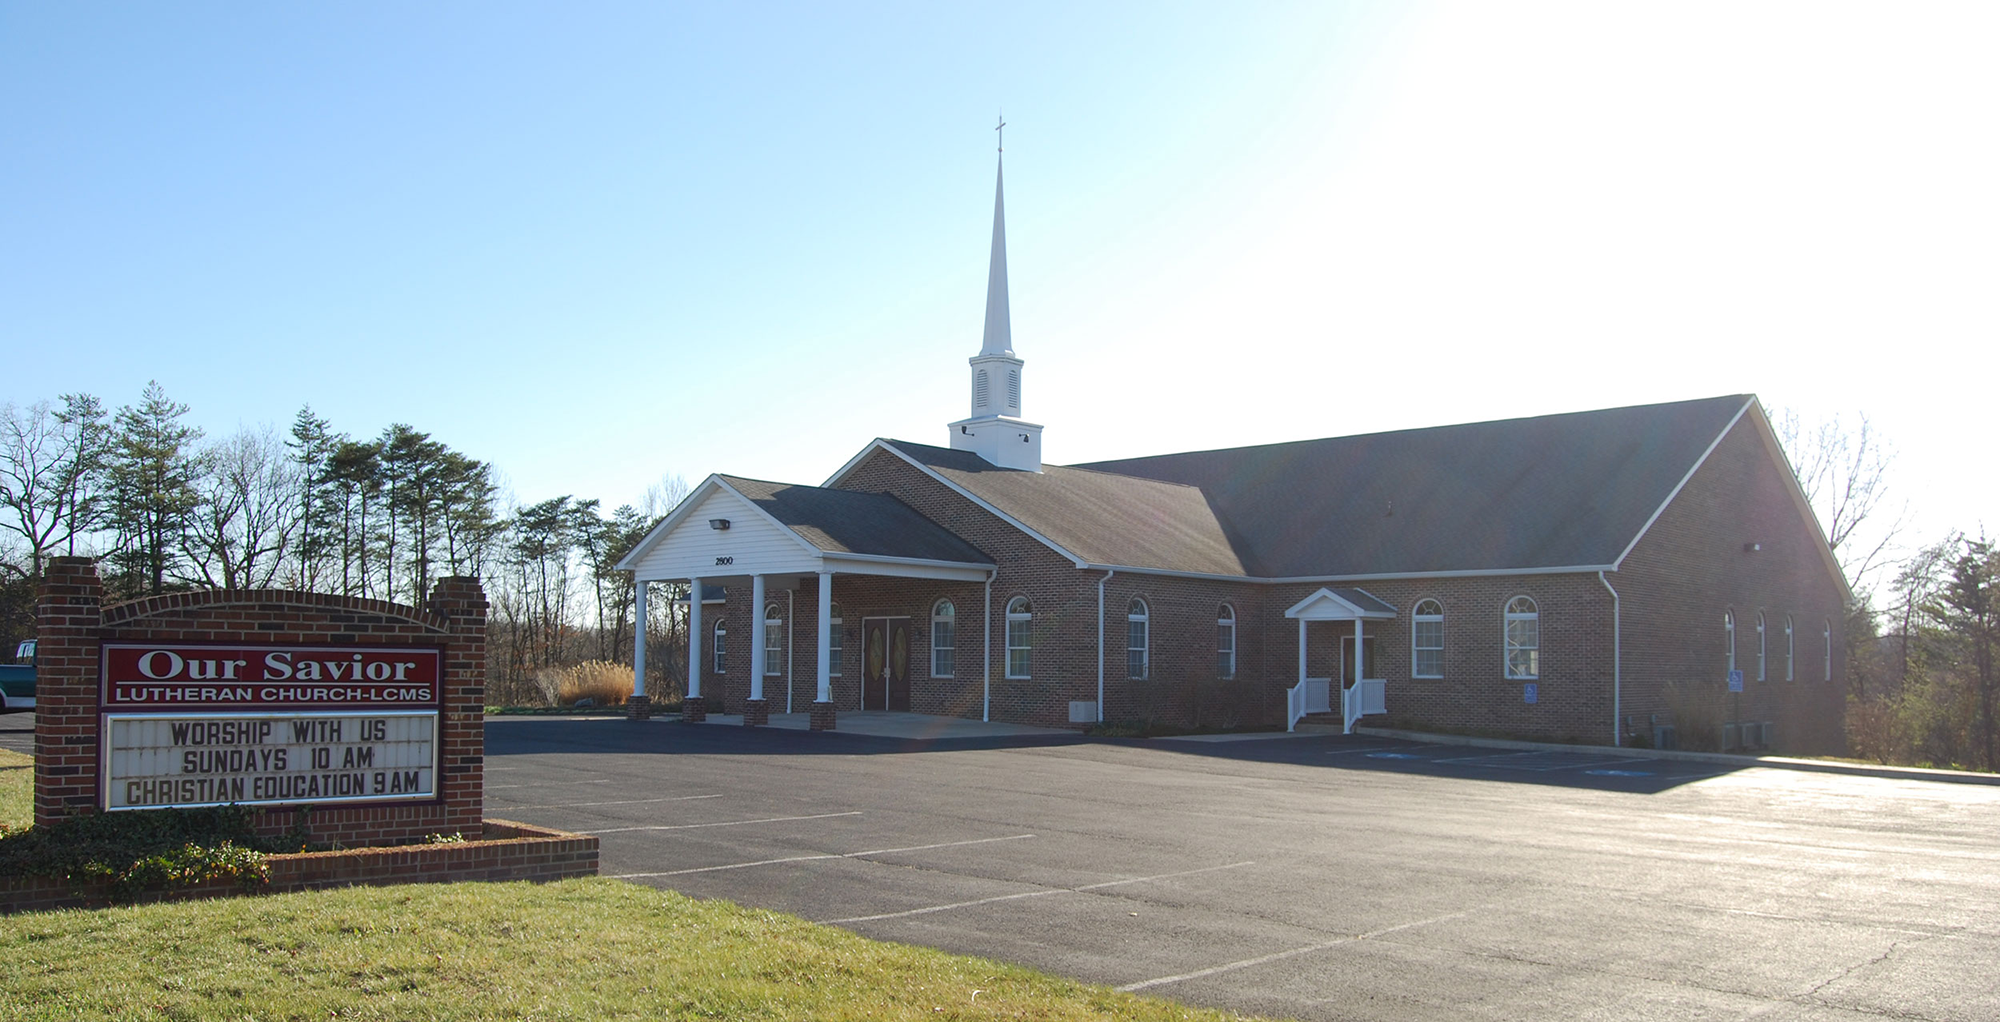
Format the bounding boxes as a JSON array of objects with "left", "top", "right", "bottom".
[
  {"left": 932, "top": 621, "right": 955, "bottom": 678},
  {"left": 829, "top": 615, "right": 843, "bottom": 676},
  {"left": 1413, "top": 619, "right": 1443, "bottom": 679},
  {"left": 1127, "top": 620, "right": 1148, "bottom": 679},
  {"left": 1505, "top": 619, "right": 1539, "bottom": 679},
  {"left": 1007, "top": 619, "right": 1031, "bottom": 679}
]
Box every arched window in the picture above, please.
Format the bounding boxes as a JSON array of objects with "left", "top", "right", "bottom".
[
  {"left": 1412, "top": 599, "right": 1445, "bottom": 679},
  {"left": 1504, "top": 597, "right": 1539, "bottom": 680},
  {"left": 712, "top": 619, "right": 727, "bottom": 674},
  {"left": 1824, "top": 619, "right": 1832, "bottom": 682},
  {"left": 1785, "top": 615, "right": 1795, "bottom": 681},
  {"left": 1724, "top": 610, "right": 1736, "bottom": 673},
  {"left": 1126, "top": 598, "right": 1150, "bottom": 680},
  {"left": 1756, "top": 612, "right": 1767, "bottom": 682},
  {"left": 763, "top": 603, "right": 783, "bottom": 676},
  {"left": 828, "top": 602, "right": 843, "bottom": 676},
  {"left": 931, "top": 600, "right": 956, "bottom": 678},
  {"left": 974, "top": 370, "right": 990, "bottom": 409},
  {"left": 1216, "top": 604, "right": 1237, "bottom": 679},
  {"left": 1006, "top": 598, "right": 1033, "bottom": 679}
]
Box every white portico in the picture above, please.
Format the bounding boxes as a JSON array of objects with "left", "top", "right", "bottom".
[
  {"left": 614, "top": 473, "right": 995, "bottom": 729},
  {"left": 1284, "top": 587, "right": 1397, "bottom": 734}
]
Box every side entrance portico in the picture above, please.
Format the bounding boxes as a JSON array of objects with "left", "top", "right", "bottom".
[{"left": 616, "top": 474, "right": 995, "bottom": 731}]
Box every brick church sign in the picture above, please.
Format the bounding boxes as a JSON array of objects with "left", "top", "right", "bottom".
[{"left": 35, "top": 557, "right": 486, "bottom": 847}]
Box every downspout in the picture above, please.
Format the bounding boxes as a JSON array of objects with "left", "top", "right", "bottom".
[
  {"left": 785, "top": 587, "right": 795, "bottom": 714},
  {"left": 1097, "top": 568, "right": 1116, "bottom": 723},
  {"left": 983, "top": 571, "right": 994, "bottom": 722},
  {"left": 1599, "top": 571, "right": 1621, "bottom": 747}
]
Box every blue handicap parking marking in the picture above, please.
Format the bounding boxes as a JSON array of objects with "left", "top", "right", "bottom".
[
  {"left": 1585, "top": 768, "right": 1653, "bottom": 777},
  {"left": 1366, "top": 752, "right": 1424, "bottom": 760}
]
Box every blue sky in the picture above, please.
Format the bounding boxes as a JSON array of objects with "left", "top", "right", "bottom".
[{"left": 4, "top": 2, "right": 1995, "bottom": 563}]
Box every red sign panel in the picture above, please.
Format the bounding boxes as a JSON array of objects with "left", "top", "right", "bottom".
[{"left": 102, "top": 644, "right": 442, "bottom": 710}]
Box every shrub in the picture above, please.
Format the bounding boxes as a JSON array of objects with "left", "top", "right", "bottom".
[
  {"left": 1845, "top": 695, "right": 1906, "bottom": 764},
  {"left": 0, "top": 805, "right": 279, "bottom": 902}
]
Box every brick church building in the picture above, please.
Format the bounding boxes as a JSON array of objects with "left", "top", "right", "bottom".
[{"left": 618, "top": 153, "right": 1850, "bottom": 753}]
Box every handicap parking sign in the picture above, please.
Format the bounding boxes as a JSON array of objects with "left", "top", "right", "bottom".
[
  {"left": 1523, "top": 682, "right": 1538, "bottom": 704},
  {"left": 1728, "top": 669, "right": 1744, "bottom": 692}
]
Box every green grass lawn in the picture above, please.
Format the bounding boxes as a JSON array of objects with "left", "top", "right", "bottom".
[
  {"left": 0, "top": 748, "right": 30, "bottom": 833},
  {"left": 0, "top": 748, "right": 1271, "bottom": 1022}
]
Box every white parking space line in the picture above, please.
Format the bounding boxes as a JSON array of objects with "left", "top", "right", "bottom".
[
  {"left": 1518, "top": 757, "right": 1658, "bottom": 773},
  {"left": 492, "top": 794, "right": 725, "bottom": 811},
  {"left": 1117, "top": 910, "right": 1470, "bottom": 992},
  {"left": 613, "top": 833, "right": 1038, "bottom": 879},
  {"left": 586, "top": 811, "right": 863, "bottom": 835},
  {"left": 487, "top": 779, "right": 615, "bottom": 790},
  {"left": 820, "top": 861, "right": 1256, "bottom": 925}
]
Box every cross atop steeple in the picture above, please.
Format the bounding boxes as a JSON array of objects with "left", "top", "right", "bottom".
[
  {"left": 996, "top": 112, "right": 1006, "bottom": 152},
  {"left": 949, "top": 120, "right": 1043, "bottom": 472}
]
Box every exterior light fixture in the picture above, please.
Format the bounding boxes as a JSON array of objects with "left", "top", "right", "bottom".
[{"left": 709, "top": 519, "right": 731, "bottom": 531}]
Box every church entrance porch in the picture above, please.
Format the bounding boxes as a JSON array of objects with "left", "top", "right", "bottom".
[
  {"left": 860, "top": 617, "right": 913, "bottom": 712},
  {"left": 1285, "top": 587, "right": 1398, "bottom": 733}
]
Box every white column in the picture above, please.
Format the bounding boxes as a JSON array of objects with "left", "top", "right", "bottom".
[
  {"left": 749, "top": 574, "right": 767, "bottom": 700},
  {"left": 816, "top": 571, "right": 833, "bottom": 703},
  {"left": 1354, "top": 618, "right": 1364, "bottom": 685},
  {"left": 632, "top": 581, "right": 648, "bottom": 700},
  {"left": 687, "top": 577, "right": 703, "bottom": 700},
  {"left": 1297, "top": 618, "right": 1307, "bottom": 685}
]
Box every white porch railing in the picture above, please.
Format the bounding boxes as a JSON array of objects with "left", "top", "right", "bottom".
[
  {"left": 1343, "top": 678, "right": 1387, "bottom": 734},
  {"left": 1287, "top": 677, "right": 1333, "bottom": 731}
]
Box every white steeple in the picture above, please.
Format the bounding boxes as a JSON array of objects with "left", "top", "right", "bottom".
[{"left": 949, "top": 118, "right": 1044, "bottom": 472}]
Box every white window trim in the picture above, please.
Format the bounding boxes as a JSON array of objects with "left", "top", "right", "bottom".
[
  {"left": 828, "top": 603, "right": 843, "bottom": 676},
  {"left": 1006, "top": 597, "right": 1033, "bottom": 680},
  {"left": 1412, "top": 598, "right": 1445, "bottom": 680},
  {"left": 1127, "top": 598, "right": 1150, "bottom": 680},
  {"left": 931, "top": 600, "right": 956, "bottom": 679},
  {"left": 763, "top": 603, "right": 783, "bottom": 677},
  {"left": 1504, "top": 596, "right": 1539, "bottom": 680},
  {"left": 1785, "top": 615, "right": 1795, "bottom": 682},
  {"left": 1756, "top": 612, "right": 1767, "bottom": 682},
  {"left": 1216, "top": 604, "right": 1237, "bottom": 680},
  {"left": 1725, "top": 610, "right": 1736, "bottom": 673},
  {"left": 712, "top": 619, "right": 727, "bottom": 675}
]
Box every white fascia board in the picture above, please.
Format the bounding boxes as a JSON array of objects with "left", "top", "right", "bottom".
[
  {"left": 825, "top": 439, "right": 1088, "bottom": 569},
  {"left": 1284, "top": 587, "right": 1397, "bottom": 621},
  {"left": 615, "top": 473, "right": 728, "bottom": 572},
  {"left": 819, "top": 552, "right": 995, "bottom": 582},
  {"left": 1610, "top": 397, "right": 1754, "bottom": 571}
]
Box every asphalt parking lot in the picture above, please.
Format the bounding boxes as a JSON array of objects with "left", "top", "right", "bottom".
[
  {"left": 0, "top": 710, "right": 31, "bottom": 755},
  {"left": 486, "top": 718, "right": 1999, "bottom": 1022}
]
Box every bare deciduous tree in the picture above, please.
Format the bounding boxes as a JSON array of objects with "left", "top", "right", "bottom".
[
  {"left": 183, "top": 426, "right": 304, "bottom": 590},
  {"left": 1774, "top": 407, "right": 1905, "bottom": 593},
  {"left": 0, "top": 394, "right": 112, "bottom": 579}
]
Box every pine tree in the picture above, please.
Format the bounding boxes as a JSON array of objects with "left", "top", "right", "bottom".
[{"left": 106, "top": 382, "right": 204, "bottom": 597}]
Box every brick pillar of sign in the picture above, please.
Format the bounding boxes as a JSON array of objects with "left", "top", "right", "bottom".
[
  {"left": 682, "top": 696, "right": 708, "bottom": 723},
  {"left": 742, "top": 698, "right": 769, "bottom": 726},
  {"left": 626, "top": 694, "right": 652, "bottom": 720},
  {"left": 428, "top": 577, "right": 489, "bottom": 838},
  {"left": 34, "top": 557, "right": 105, "bottom": 827},
  {"left": 809, "top": 701, "right": 837, "bottom": 731}
]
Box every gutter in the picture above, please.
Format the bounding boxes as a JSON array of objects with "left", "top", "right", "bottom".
[{"left": 1599, "top": 571, "right": 1621, "bottom": 747}]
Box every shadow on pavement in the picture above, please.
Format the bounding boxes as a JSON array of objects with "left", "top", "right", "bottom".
[{"left": 485, "top": 717, "right": 1741, "bottom": 794}]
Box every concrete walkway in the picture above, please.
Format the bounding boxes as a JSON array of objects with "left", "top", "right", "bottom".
[{"left": 689, "top": 710, "right": 1076, "bottom": 740}]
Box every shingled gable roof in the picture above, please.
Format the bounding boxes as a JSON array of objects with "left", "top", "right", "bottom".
[
  {"left": 1078, "top": 395, "right": 1759, "bottom": 578},
  {"left": 847, "top": 441, "right": 1251, "bottom": 576},
  {"left": 719, "top": 475, "right": 993, "bottom": 566}
]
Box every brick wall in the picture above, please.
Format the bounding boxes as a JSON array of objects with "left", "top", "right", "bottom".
[
  {"left": 1614, "top": 412, "right": 1848, "bottom": 753},
  {"left": 34, "top": 558, "right": 489, "bottom": 846}
]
